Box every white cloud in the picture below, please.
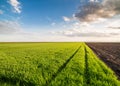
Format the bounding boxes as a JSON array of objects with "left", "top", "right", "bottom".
[
  {"left": 0, "top": 20, "right": 54, "bottom": 42},
  {"left": 89, "top": 0, "right": 95, "bottom": 2},
  {"left": 106, "top": 19, "right": 120, "bottom": 29},
  {"left": 0, "top": 20, "right": 47, "bottom": 42},
  {"left": 89, "top": 0, "right": 99, "bottom": 2},
  {"left": 8, "top": 0, "right": 21, "bottom": 13},
  {"left": 0, "top": 10, "right": 3, "bottom": 14},
  {"left": 0, "top": 17, "right": 120, "bottom": 42},
  {"left": 63, "top": 16, "right": 71, "bottom": 22},
  {"left": 54, "top": 27, "right": 120, "bottom": 37},
  {"left": 0, "top": 20, "right": 22, "bottom": 34},
  {"left": 51, "top": 17, "right": 120, "bottom": 41}
]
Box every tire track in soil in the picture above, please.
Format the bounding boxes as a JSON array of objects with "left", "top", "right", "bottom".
[
  {"left": 44, "top": 46, "right": 81, "bottom": 86},
  {"left": 83, "top": 46, "right": 90, "bottom": 86}
]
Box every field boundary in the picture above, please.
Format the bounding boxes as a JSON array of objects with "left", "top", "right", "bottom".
[
  {"left": 44, "top": 46, "right": 81, "bottom": 86},
  {"left": 88, "top": 45, "right": 120, "bottom": 79}
]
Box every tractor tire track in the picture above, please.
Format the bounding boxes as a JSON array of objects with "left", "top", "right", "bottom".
[
  {"left": 83, "top": 46, "right": 90, "bottom": 86},
  {"left": 44, "top": 46, "right": 81, "bottom": 86}
]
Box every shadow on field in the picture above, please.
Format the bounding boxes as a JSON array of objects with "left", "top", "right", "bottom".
[
  {"left": 84, "top": 47, "right": 90, "bottom": 86},
  {"left": 0, "top": 75, "right": 35, "bottom": 86},
  {"left": 44, "top": 46, "right": 81, "bottom": 86}
]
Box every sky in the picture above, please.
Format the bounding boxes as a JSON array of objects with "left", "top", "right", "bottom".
[{"left": 0, "top": 0, "right": 120, "bottom": 42}]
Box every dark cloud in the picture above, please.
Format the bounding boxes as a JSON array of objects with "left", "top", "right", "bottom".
[{"left": 75, "top": 0, "right": 120, "bottom": 22}]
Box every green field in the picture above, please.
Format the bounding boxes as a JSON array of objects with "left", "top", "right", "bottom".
[{"left": 0, "top": 43, "right": 120, "bottom": 86}]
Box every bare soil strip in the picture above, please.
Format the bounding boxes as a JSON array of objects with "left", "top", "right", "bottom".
[{"left": 87, "top": 43, "right": 120, "bottom": 80}]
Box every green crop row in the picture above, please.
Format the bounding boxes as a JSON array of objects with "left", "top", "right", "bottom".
[
  {"left": 0, "top": 43, "right": 81, "bottom": 86},
  {"left": 48, "top": 43, "right": 120, "bottom": 86},
  {"left": 49, "top": 46, "right": 85, "bottom": 86},
  {"left": 0, "top": 43, "right": 120, "bottom": 86}
]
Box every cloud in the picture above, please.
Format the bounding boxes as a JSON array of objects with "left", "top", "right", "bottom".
[
  {"left": 52, "top": 19, "right": 120, "bottom": 38},
  {"left": 0, "top": 20, "right": 50, "bottom": 42},
  {"left": 8, "top": 0, "right": 21, "bottom": 13},
  {"left": 108, "top": 27, "right": 120, "bottom": 29},
  {"left": 108, "top": 19, "right": 120, "bottom": 27},
  {"left": 55, "top": 28, "right": 120, "bottom": 37},
  {"left": 0, "top": 20, "right": 22, "bottom": 34},
  {"left": 63, "top": 16, "right": 71, "bottom": 22},
  {"left": 0, "top": 10, "right": 3, "bottom": 14},
  {"left": 75, "top": 0, "right": 120, "bottom": 22},
  {"left": 89, "top": 0, "right": 99, "bottom": 2}
]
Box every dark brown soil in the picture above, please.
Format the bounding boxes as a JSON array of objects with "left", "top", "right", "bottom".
[{"left": 86, "top": 43, "right": 120, "bottom": 80}]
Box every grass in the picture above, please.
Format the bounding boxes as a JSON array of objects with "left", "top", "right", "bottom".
[{"left": 0, "top": 42, "right": 120, "bottom": 86}]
